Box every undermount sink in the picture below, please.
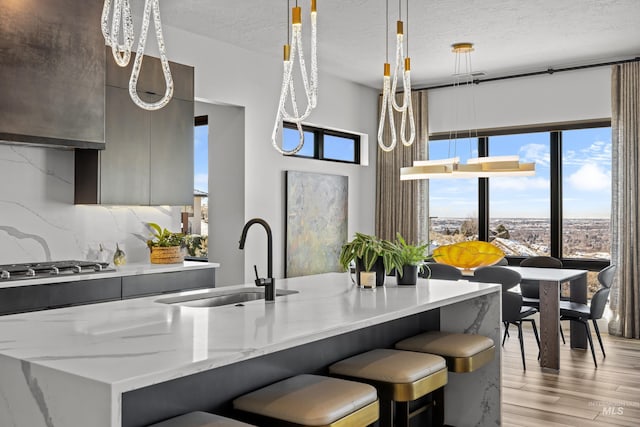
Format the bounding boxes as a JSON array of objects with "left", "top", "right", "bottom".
[{"left": 155, "top": 288, "right": 299, "bottom": 308}]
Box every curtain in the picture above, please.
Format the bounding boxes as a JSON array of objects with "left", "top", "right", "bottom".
[
  {"left": 609, "top": 62, "right": 640, "bottom": 339},
  {"left": 375, "top": 90, "right": 428, "bottom": 245}
]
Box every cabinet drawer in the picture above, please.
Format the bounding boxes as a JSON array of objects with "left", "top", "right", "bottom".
[
  {"left": 122, "top": 268, "right": 215, "bottom": 298},
  {"left": 0, "top": 277, "right": 122, "bottom": 315},
  {"left": 48, "top": 278, "right": 122, "bottom": 307}
]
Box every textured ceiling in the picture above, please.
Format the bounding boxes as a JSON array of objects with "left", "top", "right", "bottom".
[{"left": 159, "top": 0, "right": 640, "bottom": 88}]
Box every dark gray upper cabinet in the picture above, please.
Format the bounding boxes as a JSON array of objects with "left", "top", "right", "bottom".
[
  {"left": 75, "top": 51, "right": 194, "bottom": 205},
  {"left": 0, "top": 0, "right": 105, "bottom": 149}
]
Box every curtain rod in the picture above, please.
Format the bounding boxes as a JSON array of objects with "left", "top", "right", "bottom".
[{"left": 419, "top": 56, "right": 640, "bottom": 90}]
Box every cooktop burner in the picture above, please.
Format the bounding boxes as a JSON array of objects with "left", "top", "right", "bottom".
[{"left": 0, "top": 260, "right": 113, "bottom": 281}]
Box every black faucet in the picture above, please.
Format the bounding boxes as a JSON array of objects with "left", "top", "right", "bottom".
[{"left": 239, "top": 218, "right": 275, "bottom": 301}]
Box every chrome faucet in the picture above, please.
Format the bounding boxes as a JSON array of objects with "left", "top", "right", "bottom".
[{"left": 239, "top": 218, "right": 275, "bottom": 301}]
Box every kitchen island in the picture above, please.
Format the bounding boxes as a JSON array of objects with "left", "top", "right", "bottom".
[{"left": 0, "top": 273, "right": 501, "bottom": 427}]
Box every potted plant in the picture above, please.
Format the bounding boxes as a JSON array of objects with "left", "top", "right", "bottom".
[
  {"left": 339, "top": 232, "right": 401, "bottom": 288},
  {"left": 146, "top": 223, "right": 185, "bottom": 264},
  {"left": 393, "top": 233, "right": 429, "bottom": 286}
]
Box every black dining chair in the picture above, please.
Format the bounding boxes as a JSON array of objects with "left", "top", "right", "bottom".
[
  {"left": 420, "top": 262, "right": 463, "bottom": 280},
  {"left": 474, "top": 266, "right": 540, "bottom": 370},
  {"left": 559, "top": 265, "right": 616, "bottom": 367},
  {"left": 518, "top": 256, "right": 563, "bottom": 309}
]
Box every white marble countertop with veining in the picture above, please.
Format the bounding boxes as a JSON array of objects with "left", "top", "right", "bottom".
[
  {"left": 0, "top": 273, "right": 500, "bottom": 395},
  {"left": 0, "top": 260, "right": 220, "bottom": 289}
]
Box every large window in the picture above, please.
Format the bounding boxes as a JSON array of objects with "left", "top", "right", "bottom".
[
  {"left": 427, "top": 123, "right": 611, "bottom": 273},
  {"left": 282, "top": 122, "right": 360, "bottom": 164}
]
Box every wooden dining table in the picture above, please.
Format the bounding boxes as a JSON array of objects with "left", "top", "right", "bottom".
[{"left": 504, "top": 266, "right": 589, "bottom": 372}]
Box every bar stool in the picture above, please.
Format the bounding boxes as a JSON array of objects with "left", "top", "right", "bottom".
[
  {"left": 329, "top": 349, "right": 447, "bottom": 427},
  {"left": 148, "top": 411, "right": 255, "bottom": 427},
  {"left": 396, "top": 331, "right": 495, "bottom": 373},
  {"left": 233, "top": 374, "right": 379, "bottom": 426}
]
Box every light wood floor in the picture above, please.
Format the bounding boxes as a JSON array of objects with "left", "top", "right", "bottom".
[{"left": 502, "top": 322, "right": 640, "bottom": 426}]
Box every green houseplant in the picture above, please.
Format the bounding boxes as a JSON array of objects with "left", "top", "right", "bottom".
[
  {"left": 339, "top": 232, "right": 401, "bottom": 288},
  {"left": 393, "top": 233, "right": 429, "bottom": 285},
  {"left": 146, "top": 223, "right": 185, "bottom": 264}
]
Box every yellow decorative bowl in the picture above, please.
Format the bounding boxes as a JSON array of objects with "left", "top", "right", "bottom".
[{"left": 432, "top": 241, "right": 505, "bottom": 272}]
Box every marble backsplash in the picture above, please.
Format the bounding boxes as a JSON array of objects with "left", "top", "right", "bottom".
[{"left": 0, "top": 145, "right": 181, "bottom": 264}]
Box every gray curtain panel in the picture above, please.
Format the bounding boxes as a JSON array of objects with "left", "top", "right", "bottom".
[
  {"left": 375, "top": 90, "right": 428, "bottom": 246},
  {"left": 609, "top": 62, "right": 640, "bottom": 339}
]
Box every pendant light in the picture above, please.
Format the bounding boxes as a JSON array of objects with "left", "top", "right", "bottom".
[
  {"left": 400, "top": 43, "right": 535, "bottom": 180},
  {"left": 271, "top": 0, "right": 319, "bottom": 155},
  {"left": 378, "top": 0, "right": 416, "bottom": 152},
  {"left": 101, "top": 0, "right": 174, "bottom": 111}
]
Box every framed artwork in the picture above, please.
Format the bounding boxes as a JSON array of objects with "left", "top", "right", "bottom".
[{"left": 285, "top": 171, "right": 348, "bottom": 277}]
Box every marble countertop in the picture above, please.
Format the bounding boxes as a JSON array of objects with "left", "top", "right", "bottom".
[
  {"left": 0, "top": 273, "right": 500, "bottom": 395},
  {"left": 0, "top": 261, "right": 220, "bottom": 289}
]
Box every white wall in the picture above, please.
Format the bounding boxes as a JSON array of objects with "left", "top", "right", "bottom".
[
  {"left": 195, "top": 102, "right": 245, "bottom": 286},
  {"left": 428, "top": 67, "right": 611, "bottom": 134},
  {"left": 164, "top": 26, "right": 379, "bottom": 282}
]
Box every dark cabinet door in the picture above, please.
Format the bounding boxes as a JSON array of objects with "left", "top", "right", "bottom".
[
  {"left": 48, "top": 278, "right": 122, "bottom": 308},
  {"left": 122, "top": 269, "right": 215, "bottom": 298},
  {"left": 0, "top": 277, "right": 121, "bottom": 315}
]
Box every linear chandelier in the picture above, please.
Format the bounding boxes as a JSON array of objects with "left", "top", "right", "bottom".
[
  {"left": 101, "top": 0, "right": 174, "bottom": 111},
  {"left": 400, "top": 43, "right": 535, "bottom": 180},
  {"left": 271, "top": 0, "right": 319, "bottom": 155},
  {"left": 378, "top": 0, "right": 416, "bottom": 152}
]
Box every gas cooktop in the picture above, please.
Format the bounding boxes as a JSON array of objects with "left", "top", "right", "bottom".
[{"left": 0, "top": 260, "right": 113, "bottom": 281}]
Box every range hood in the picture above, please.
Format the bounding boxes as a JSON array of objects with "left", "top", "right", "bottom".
[{"left": 0, "top": 0, "right": 105, "bottom": 150}]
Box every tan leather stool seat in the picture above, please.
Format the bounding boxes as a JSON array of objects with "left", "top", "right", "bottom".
[
  {"left": 396, "top": 331, "right": 495, "bottom": 373},
  {"left": 233, "top": 374, "right": 379, "bottom": 427},
  {"left": 148, "top": 411, "right": 255, "bottom": 427},
  {"left": 329, "top": 349, "right": 447, "bottom": 401},
  {"left": 329, "top": 349, "right": 447, "bottom": 427}
]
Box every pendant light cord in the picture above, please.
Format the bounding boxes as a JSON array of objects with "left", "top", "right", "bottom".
[{"left": 385, "top": 0, "right": 389, "bottom": 63}]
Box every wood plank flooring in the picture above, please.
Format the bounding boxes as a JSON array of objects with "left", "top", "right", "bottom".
[{"left": 502, "top": 322, "right": 640, "bottom": 426}]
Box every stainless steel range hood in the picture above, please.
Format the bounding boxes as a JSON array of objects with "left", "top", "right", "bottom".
[{"left": 0, "top": 0, "right": 105, "bottom": 150}]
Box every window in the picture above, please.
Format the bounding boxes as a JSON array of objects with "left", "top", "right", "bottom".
[
  {"left": 428, "top": 138, "right": 478, "bottom": 246},
  {"left": 427, "top": 122, "right": 611, "bottom": 275},
  {"left": 282, "top": 122, "right": 360, "bottom": 164},
  {"left": 488, "top": 132, "right": 551, "bottom": 256},
  {"left": 561, "top": 127, "right": 611, "bottom": 260},
  {"left": 181, "top": 115, "right": 208, "bottom": 259}
]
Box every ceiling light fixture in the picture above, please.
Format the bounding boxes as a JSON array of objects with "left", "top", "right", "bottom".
[
  {"left": 271, "top": 0, "right": 319, "bottom": 155},
  {"left": 378, "top": 0, "right": 416, "bottom": 152},
  {"left": 101, "top": 0, "right": 174, "bottom": 111},
  {"left": 400, "top": 43, "right": 535, "bottom": 180}
]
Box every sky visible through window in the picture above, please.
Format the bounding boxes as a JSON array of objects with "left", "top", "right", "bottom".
[
  {"left": 194, "top": 124, "right": 208, "bottom": 201},
  {"left": 429, "top": 127, "right": 612, "bottom": 219}
]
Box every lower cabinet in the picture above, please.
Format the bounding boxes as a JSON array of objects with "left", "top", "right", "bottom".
[
  {"left": 0, "top": 268, "right": 216, "bottom": 315},
  {"left": 122, "top": 269, "right": 216, "bottom": 298},
  {"left": 0, "top": 277, "right": 121, "bottom": 316}
]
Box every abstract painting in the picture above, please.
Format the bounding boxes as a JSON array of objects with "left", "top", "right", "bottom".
[{"left": 285, "top": 171, "right": 348, "bottom": 278}]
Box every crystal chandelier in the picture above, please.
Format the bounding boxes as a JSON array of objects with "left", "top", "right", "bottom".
[
  {"left": 101, "top": 0, "right": 174, "bottom": 111},
  {"left": 378, "top": 0, "right": 416, "bottom": 152},
  {"left": 271, "top": 0, "right": 319, "bottom": 155},
  {"left": 400, "top": 43, "right": 535, "bottom": 179}
]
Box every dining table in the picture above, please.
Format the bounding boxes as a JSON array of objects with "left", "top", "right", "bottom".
[{"left": 504, "top": 266, "right": 589, "bottom": 372}]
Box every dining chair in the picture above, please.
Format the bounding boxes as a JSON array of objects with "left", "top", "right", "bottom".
[
  {"left": 518, "top": 256, "right": 563, "bottom": 308},
  {"left": 559, "top": 265, "right": 616, "bottom": 367},
  {"left": 420, "top": 262, "right": 463, "bottom": 280},
  {"left": 474, "top": 266, "right": 540, "bottom": 370}
]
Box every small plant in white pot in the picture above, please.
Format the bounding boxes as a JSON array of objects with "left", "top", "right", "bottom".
[{"left": 339, "top": 232, "right": 400, "bottom": 288}]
